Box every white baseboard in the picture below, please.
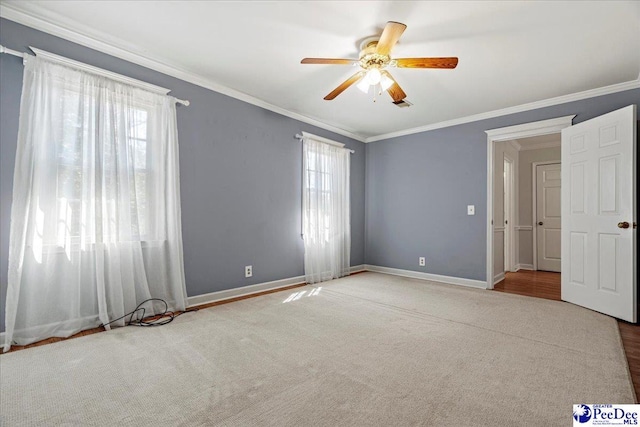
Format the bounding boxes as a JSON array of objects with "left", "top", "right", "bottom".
[
  {"left": 0, "top": 263, "right": 467, "bottom": 347},
  {"left": 187, "top": 264, "right": 366, "bottom": 308},
  {"left": 1, "top": 264, "right": 368, "bottom": 346},
  {"left": 493, "top": 272, "right": 505, "bottom": 285},
  {"left": 350, "top": 264, "right": 366, "bottom": 274},
  {"left": 364, "top": 264, "right": 487, "bottom": 289},
  {"left": 514, "top": 264, "right": 534, "bottom": 271},
  {"left": 187, "top": 275, "right": 306, "bottom": 307}
]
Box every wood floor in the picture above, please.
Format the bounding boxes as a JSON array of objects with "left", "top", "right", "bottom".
[{"left": 495, "top": 270, "right": 640, "bottom": 402}]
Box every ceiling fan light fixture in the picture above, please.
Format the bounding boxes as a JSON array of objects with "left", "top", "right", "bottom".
[
  {"left": 365, "top": 68, "right": 382, "bottom": 85},
  {"left": 380, "top": 74, "right": 393, "bottom": 91},
  {"left": 356, "top": 79, "right": 370, "bottom": 93}
]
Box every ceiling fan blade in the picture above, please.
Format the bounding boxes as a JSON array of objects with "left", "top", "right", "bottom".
[
  {"left": 301, "top": 58, "right": 358, "bottom": 65},
  {"left": 381, "top": 71, "right": 407, "bottom": 103},
  {"left": 395, "top": 57, "right": 459, "bottom": 69},
  {"left": 376, "top": 21, "right": 407, "bottom": 55},
  {"left": 324, "top": 71, "right": 366, "bottom": 100}
]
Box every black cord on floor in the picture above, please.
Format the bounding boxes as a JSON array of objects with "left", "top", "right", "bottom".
[{"left": 100, "top": 298, "right": 198, "bottom": 328}]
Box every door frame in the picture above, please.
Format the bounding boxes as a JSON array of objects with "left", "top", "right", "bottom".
[
  {"left": 485, "top": 115, "right": 575, "bottom": 289},
  {"left": 532, "top": 161, "right": 561, "bottom": 271},
  {"left": 503, "top": 154, "right": 516, "bottom": 272}
]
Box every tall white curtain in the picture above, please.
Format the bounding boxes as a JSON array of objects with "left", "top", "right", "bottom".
[
  {"left": 4, "top": 56, "right": 187, "bottom": 351},
  {"left": 302, "top": 136, "right": 350, "bottom": 284}
]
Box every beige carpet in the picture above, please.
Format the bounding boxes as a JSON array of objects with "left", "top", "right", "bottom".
[{"left": 0, "top": 272, "right": 634, "bottom": 426}]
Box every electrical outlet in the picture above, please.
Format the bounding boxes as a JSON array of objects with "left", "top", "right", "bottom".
[
  {"left": 245, "top": 265, "right": 252, "bottom": 278},
  {"left": 419, "top": 257, "right": 426, "bottom": 267},
  {"left": 467, "top": 205, "right": 475, "bottom": 215}
]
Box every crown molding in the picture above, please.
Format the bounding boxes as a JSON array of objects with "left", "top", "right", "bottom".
[
  {"left": 365, "top": 78, "right": 640, "bottom": 143},
  {"left": 1, "top": 3, "right": 638, "bottom": 145},
  {"left": 0, "top": 4, "right": 367, "bottom": 143}
]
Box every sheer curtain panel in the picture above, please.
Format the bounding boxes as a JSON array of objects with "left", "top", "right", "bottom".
[
  {"left": 4, "top": 56, "right": 187, "bottom": 351},
  {"left": 302, "top": 136, "right": 351, "bottom": 284}
]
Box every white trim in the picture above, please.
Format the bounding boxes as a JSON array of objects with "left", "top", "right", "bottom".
[
  {"left": 532, "top": 161, "right": 561, "bottom": 271},
  {"left": 494, "top": 227, "right": 505, "bottom": 232},
  {"left": 0, "top": 4, "right": 365, "bottom": 143},
  {"left": 188, "top": 265, "right": 364, "bottom": 307},
  {"left": 187, "top": 275, "right": 306, "bottom": 307},
  {"left": 350, "top": 264, "right": 366, "bottom": 274},
  {"left": 503, "top": 153, "right": 516, "bottom": 273},
  {"left": 486, "top": 117, "right": 574, "bottom": 289},
  {"left": 507, "top": 139, "right": 522, "bottom": 151},
  {"left": 493, "top": 272, "right": 505, "bottom": 285},
  {"left": 486, "top": 116, "right": 575, "bottom": 140},
  {"left": 30, "top": 46, "right": 171, "bottom": 95},
  {"left": 1, "top": 265, "right": 367, "bottom": 348},
  {"left": 301, "top": 131, "right": 345, "bottom": 148},
  {"left": 515, "top": 225, "right": 533, "bottom": 231},
  {"left": 515, "top": 263, "right": 535, "bottom": 271},
  {"left": 364, "top": 264, "right": 487, "bottom": 289},
  {"left": 2, "top": 4, "right": 638, "bottom": 144},
  {"left": 366, "top": 80, "right": 638, "bottom": 142}
]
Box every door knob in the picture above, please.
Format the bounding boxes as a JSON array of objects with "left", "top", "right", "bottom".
[
  {"left": 538, "top": 221, "right": 543, "bottom": 226},
  {"left": 618, "top": 221, "right": 630, "bottom": 229}
]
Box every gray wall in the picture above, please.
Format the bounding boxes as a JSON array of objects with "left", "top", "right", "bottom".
[
  {"left": 365, "top": 88, "right": 640, "bottom": 281},
  {"left": 2, "top": 17, "right": 640, "bottom": 335},
  {"left": 0, "top": 18, "right": 366, "bottom": 332}
]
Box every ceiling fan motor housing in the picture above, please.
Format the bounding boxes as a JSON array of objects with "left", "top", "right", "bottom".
[{"left": 358, "top": 40, "right": 390, "bottom": 70}]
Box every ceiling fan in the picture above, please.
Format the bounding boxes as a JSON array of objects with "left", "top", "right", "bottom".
[{"left": 301, "top": 21, "right": 458, "bottom": 104}]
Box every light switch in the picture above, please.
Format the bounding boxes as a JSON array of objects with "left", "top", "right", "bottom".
[{"left": 467, "top": 205, "right": 475, "bottom": 215}]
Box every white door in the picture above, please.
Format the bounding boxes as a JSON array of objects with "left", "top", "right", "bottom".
[
  {"left": 536, "top": 163, "right": 561, "bottom": 272},
  {"left": 561, "top": 104, "right": 637, "bottom": 322}
]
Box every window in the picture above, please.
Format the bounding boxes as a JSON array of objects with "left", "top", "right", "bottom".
[
  {"left": 301, "top": 133, "right": 351, "bottom": 284},
  {"left": 304, "top": 149, "right": 333, "bottom": 243},
  {"left": 5, "top": 53, "right": 187, "bottom": 351},
  {"left": 50, "top": 87, "right": 154, "bottom": 249}
]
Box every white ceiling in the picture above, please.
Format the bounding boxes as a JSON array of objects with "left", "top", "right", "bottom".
[
  {"left": 2, "top": 1, "right": 639, "bottom": 141},
  {"left": 515, "top": 133, "right": 561, "bottom": 151}
]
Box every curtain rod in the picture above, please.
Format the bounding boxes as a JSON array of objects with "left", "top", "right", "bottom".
[
  {"left": 295, "top": 133, "right": 355, "bottom": 154},
  {"left": 0, "top": 44, "right": 190, "bottom": 106}
]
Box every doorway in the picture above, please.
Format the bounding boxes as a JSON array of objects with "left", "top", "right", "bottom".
[
  {"left": 488, "top": 105, "right": 636, "bottom": 325},
  {"left": 485, "top": 115, "right": 575, "bottom": 289}
]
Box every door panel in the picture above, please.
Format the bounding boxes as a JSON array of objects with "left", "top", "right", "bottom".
[
  {"left": 536, "top": 163, "right": 561, "bottom": 272},
  {"left": 598, "top": 155, "right": 619, "bottom": 214},
  {"left": 561, "top": 104, "right": 636, "bottom": 322},
  {"left": 569, "top": 232, "right": 586, "bottom": 285},
  {"left": 544, "top": 229, "right": 561, "bottom": 259}
]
